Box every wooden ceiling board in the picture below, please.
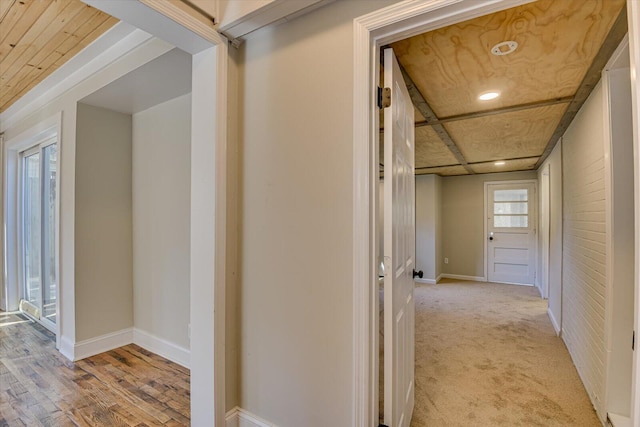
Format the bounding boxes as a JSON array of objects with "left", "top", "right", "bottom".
[
  {"left": 415, "top": 165, "right": 469, "bottom": 176},
  {"left": 446, "top": 102, "right": 568, "bottom": 163},
  {"left": 470, "top": 157, "right": 539, "bottom": 174},
  {"left": 415, "top": 125, "right": 459, "bottom": 168},
  {"left": 1, "top": 11, "right": 117, "bottom": 110},
  {"left": 0, "top": 0, "right": 117, "bottom": 113},
  {"left": 390, "top": 0, "right": 626, "bottom": 118}
]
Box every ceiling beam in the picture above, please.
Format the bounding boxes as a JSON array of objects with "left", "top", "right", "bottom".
[
  {"left": 534, "top": 5, "right": 628, "bottom": 168},
  {"left": 415, "top": 96, "right": 573, "bottom": 128},
  {"left": 399, "top": 65, "right": 475, "bottom": 174}
]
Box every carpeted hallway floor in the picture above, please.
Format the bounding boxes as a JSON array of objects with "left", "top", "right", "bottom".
[{"left": 407, "top": 279, "right": 601, "bottom": 426}]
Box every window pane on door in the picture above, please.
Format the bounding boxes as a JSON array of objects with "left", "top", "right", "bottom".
[
  {"left": 24, "top": 153, "right": 41, "bottom": 309},
  {"left": 42, "top": 145, "right": 57, "bottom": 324},
  {"left": 494, "top": 215, "right": 528, "bottom": 228},
  {"left": 494, "top": 202, "right": 528, "bottom": 214},
  {"left": 494, "top": 189, "right": 528, "bottom": 201}
]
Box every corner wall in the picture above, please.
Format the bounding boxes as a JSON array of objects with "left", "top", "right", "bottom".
[
  {"left": 415, "top": 174, "right": 441, "bottom": 282},
  {"left": 132, "top": 94, "right": 191, "bottom": 356},
  {"left": 75, "top": 103, "right": 133, "bottom": 341}
]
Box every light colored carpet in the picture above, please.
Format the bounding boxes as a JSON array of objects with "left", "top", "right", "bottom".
[{"left": 408, "top": 279, "right": 601, "bottom": 426}]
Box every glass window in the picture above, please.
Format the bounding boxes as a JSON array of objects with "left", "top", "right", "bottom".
[
  {"left": 493, "top": 188, "right": 529, "bottom": 228},
  {"left": 494, "top": 189, "right": 528, "bottom": 202},
  {"left": 494, "top": 215, "right": 528, "bottom": 228}
]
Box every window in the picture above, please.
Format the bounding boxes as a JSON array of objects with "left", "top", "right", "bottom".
[{"left": 493, "top": 188, "right": 528, "bottom": 228}]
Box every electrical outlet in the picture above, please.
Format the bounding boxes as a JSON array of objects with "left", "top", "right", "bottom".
[{"left": 444, "top": 257, "right": 449, "bottom": 264}]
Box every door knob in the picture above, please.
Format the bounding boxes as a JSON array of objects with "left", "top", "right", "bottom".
[
  {"left": 489, "top": 236, "right": 494, "bottom": 240},
  {"left": 413, "top": 269, "right": 423, "bottom": 279}
]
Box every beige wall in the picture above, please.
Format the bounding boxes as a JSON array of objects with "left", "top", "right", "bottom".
[
  {"left": 236, "top": 1, "right": 398, "bottom": 424},
  {"left": 538, "top": 141, "right": 562, "bottom": 332},
  {"left": 226, "top": 45, "right": 241, "bottom": 411},
  {"left": 441, "top": 170, "right": 537, "bottom": 279},
  {"left": 132, "top": 94, "right": 191, "bottom": 350},
  {"left": 75, "top": 103, "right": 133, "bottom": 341},
  {"left": 415, "top": 175, "right": 441, "bottom": 281},
  {"left": 561, "top": 81, "right": 606, "bottom": 418}
]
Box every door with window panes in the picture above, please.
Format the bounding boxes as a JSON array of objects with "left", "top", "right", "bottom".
[
  {"left": 487, "top": 182, "right": 536, "bottom": 285},
  {"left": 21, "top": 139, "right": 58, "bottom": 332}
]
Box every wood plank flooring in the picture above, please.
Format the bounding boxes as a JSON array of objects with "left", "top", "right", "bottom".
[{"left": 0, "top": 312, "right": 190, "bottom": 426}]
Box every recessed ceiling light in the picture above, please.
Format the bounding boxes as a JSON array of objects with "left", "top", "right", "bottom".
[
  {"left": 479, "top": 91, "right": 500, "bottom": 101},
  {"left": 491, "top": 40, "right": 518, "bottom": 56},
  {"left": 494, "top": 161, "right": 506, "bottom": 166}
]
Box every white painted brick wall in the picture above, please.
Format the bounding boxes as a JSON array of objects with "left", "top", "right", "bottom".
[{"left": 561, "top": 82, "right": 606, "bottom": 418}]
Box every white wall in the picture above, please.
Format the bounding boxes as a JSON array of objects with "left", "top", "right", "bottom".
[
  {"left": 132, "top": 94, "right": 191, "bottom": 351},
  {"left": 441, "top": 171, "right": 537, "bottom": 279},
  {"left": 604, "top": 65, "right": 634, "bottom": 418},
  {"left": 415, "top": 174, "right": 441, "bottom": 282},
  {"left": 538, "top": 141, "right": 563, "bottom": 334},
  {"left": 75, "top": 103, "right": 133, "bottom": 341},
  {"left": 237, "top": 1, "right": 398, "bottom": 425},
  {"left": 561, "top": 81, "right": 607, "bottom": 418}
]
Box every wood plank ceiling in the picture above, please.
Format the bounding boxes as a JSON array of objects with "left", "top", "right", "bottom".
[
  {"left": 383, "top": 0, "right": 627, "bottom": 176},
  {"left": 0, "top": 0, "right": 118, "bottom": 113}
]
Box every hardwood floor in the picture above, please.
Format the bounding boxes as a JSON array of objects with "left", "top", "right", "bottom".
[{"left": 0, "top": 312, "right": 190, "bottom": 426}]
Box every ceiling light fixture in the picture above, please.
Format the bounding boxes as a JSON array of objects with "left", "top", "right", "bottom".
[
  {"left": 494, "top": 161, "right": 506, "bottom": 166},
  {"left": 491, "top": 40, "right": 518, "bottom": 56},
  {"left": 479, "top": 91, "right": 500, "bottom": 101}
]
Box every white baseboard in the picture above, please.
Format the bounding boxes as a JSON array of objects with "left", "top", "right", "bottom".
[
  {"left": 440, "top": 274, "right": 486, "bottom": 282},
  {"left": 133, "top": 328, "right": 190, "bottom": 368},
  {"left": 226, "top": 407, "right": 278, "bottom": 427},
  {"left": 59, "top": 335, "right": 75, "bottom": 361},
  {"left": 74, "top": 327, "right": 134, "bottom": 360},
  {"left": 415, "top": 278, "right": 436, "bottom": 284},
  {"left": 608, "top": 412, "right": 632, "bottom": 427},
  {"left": 436, "top": 273, "right": 443, "bottom": 283},
  {"left": 547, "top": 308, "right": 561, "bottom": 336}
]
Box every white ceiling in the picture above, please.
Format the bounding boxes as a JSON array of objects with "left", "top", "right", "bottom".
[{"left": 80, "top": 48, "right": 192, "bottom": 115}]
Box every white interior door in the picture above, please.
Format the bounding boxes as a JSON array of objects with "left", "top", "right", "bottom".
[
  {"left": 383, "top": 47, "right": 415, "bottom": 427},
  {"left": 487, "top": 182, "right": 536, "bottom": 285}
]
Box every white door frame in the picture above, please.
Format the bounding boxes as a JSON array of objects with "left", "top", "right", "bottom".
[
  {"left": 625, "top": 1, "right": 640, "bottom": 423},
  {"left": 540, "top": 164, "right": 550, "bottom": 298},
  {"left": 353, "top": 1, "right": 640, "bottom": 426},
  {"left": 483, "top": 179, "right": 538, "bottom": 286}
]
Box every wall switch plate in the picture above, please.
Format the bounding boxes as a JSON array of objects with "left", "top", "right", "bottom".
[{"left": 444, "top": 257, "right": 449, "bottom": 264}]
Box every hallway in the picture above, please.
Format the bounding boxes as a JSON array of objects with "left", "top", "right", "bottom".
[{"left": 410, "top": 279, "right": 600, "bottom": 426}]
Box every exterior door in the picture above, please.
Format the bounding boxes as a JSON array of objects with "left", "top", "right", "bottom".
[
  {"left": 487, "top": 182, "right": 536, "bottom": 285},
  {"left": 21, "top": 140, "right": 58, "bottom": 332},
  {"left": 383, "top": 47, "right": 415, "bottom": 427}
]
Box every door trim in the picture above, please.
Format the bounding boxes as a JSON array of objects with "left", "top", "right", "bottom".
[
  {"left": 483, "top": 179, "right": 538, "bottom": 286},
  {"left": 352, "top": 1, "right": 539, "bottom": 425},
  {"left": 627, "top": 1, "right": 640, "bottom": 423}
]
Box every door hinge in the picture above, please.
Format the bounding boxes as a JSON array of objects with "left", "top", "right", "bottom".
[
  {"left": 633, "top": 330, "right": 635, "bottom": 351},
  {"left": 378, "top": 86, "right": 391, "bottom": 109}
]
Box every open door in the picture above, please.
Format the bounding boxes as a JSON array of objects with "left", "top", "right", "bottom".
[{"left": 383, "top": 47, "right": 415, "bottom": 427}]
